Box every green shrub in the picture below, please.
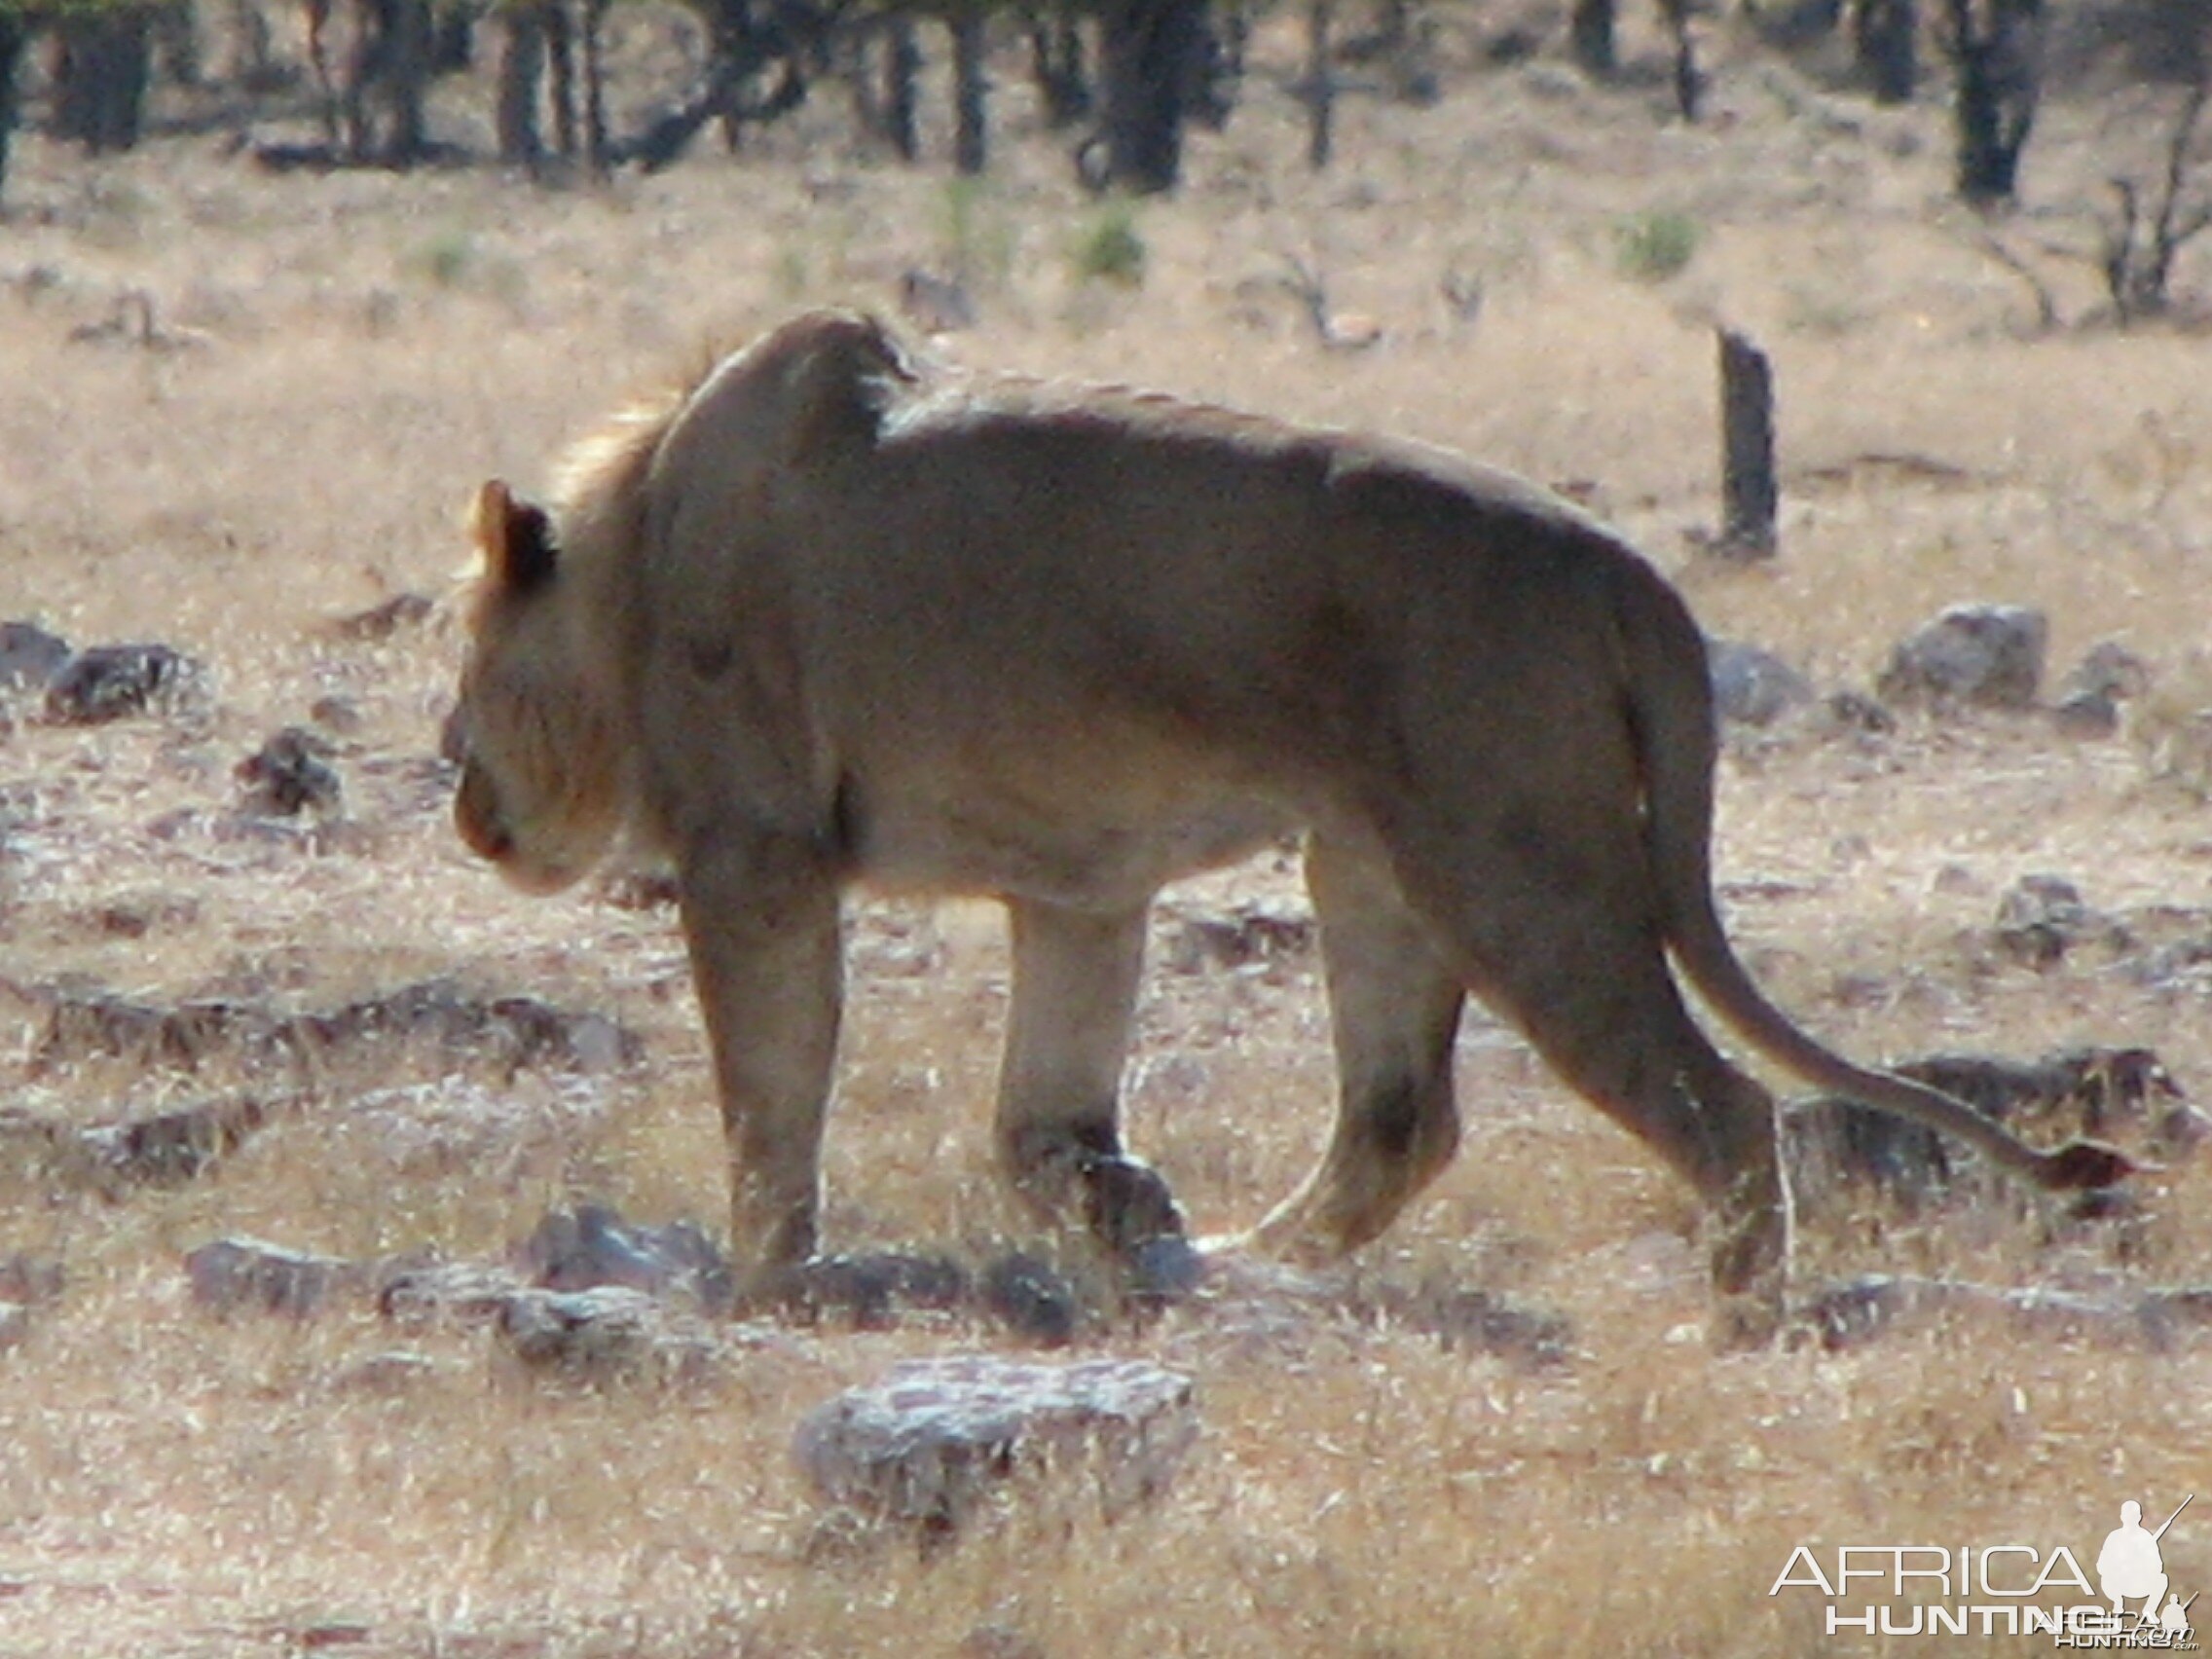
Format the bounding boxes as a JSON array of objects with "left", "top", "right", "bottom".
[
  {"left": 1071, "top": 204, "right": 1146, "bottom": 289},
  {"left": 1614, "top": 211, "right": 1700, "bottom": 282}
]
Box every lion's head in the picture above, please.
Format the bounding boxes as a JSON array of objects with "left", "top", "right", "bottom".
[{"left": 445, "top": 479, "right": 629, "bottom": 894}]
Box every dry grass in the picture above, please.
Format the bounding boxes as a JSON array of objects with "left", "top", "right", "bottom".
[{"left": 4, "top": 17, "right": 2212, "bottom": 1656}]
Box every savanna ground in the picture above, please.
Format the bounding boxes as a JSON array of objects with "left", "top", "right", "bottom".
[{"left": 4, "top": 9, "right": 2212, "bottom": 1654}]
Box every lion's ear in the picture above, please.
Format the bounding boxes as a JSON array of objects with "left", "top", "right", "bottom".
[
  {"left": 474, "top": 479, "right": 558, "bottom": 594},
  {"left": 780, "top": 313, "right": 917, "bottom": 461}
]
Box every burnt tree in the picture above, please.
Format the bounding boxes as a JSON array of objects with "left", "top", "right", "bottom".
[
  {"left": 1570, "top": 0, "right": 1615, "bottom": 76},
  {"left": 329, "top": 0, "right": 436, "bottom": 165},
  {"left": 495, "top": 0, "right": 549, "bottom": 166},
  {"left": 949, "top": 3, "right": 986, "bottom": 174},
  {"left": 53, "top": 5, "right": 155, "bottom": 153},
  {"left": 1659, "top": 0, "right": 1702, "bottom": 120},
  {"left": 0, "top": 5, "right": 28, "bottom": 203},
  {"left": 2101, "top": 77, "right": 2212, "bottom": 323},
  {"left": 1024, "top": 0, "right": 1088, "bottom": 128},
  {"left": 1097, "top": 0, "right": 1207, "bottom": 193},
  {"left": 1854, "top": 0, "right": 1916, "bottom": 103},
  {"left": 1302, "top": 0, "right": 1331, "bottom": 169},
  {"left": 883, "top": 12, "right": 920, "bottom": 159},
  {"left": 1940, "top": 0, "right": 2044, "bottom": 204}
]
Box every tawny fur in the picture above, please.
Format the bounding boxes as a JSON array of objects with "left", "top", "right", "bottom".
[{"left": 447, "top": 309, "right": 2128, "bottom": 1343}]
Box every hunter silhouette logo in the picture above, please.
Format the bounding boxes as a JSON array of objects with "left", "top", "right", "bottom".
[
  {"left": 2099, "top": 1496, "right": 2194, "bottom": 1639},
  {"left": 1769, "top": 1490, "right": 2199, "bottom": 1644}
]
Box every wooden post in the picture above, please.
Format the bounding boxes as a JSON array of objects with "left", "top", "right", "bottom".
[{"left": 1717, "top": 327, "right": 1778, "bottom": 560}]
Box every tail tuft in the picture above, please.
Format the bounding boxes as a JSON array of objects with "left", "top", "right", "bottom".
[{"left": 2037, "top": 1140, "right": 2135, "bottom": 1192}]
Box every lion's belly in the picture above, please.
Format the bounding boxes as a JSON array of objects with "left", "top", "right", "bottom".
[{"left": 853, "top": 782, "right": 1294, "bottom": 909}]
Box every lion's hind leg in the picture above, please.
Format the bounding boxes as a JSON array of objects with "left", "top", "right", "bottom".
[
  {"left": 994, "top": 898, "right": 1198, "bottom": 1296},
  {"left": 1393, "top": 830, "right": 1789, "bottom": 1346},
  {"left": 1235, "top": 836, "right": 1465, "bottom": 1263},
  {"left": 1498, "top": 943, "right": 1786, "bottom": 1345}
]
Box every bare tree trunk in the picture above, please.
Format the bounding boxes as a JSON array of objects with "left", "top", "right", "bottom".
[
  {"left": 1025, "top": 0, "right": 1088, "bottom": 128},
  {"left": 54, "top": 8, "right": 155, "bottom": 154},
  {"left": 0, "top": 8, "right": 26, "bottom": 207},
  {"left": 385, "top": 0, "right": 432, "bottom": 164},
  {"left": 1303, "top": 0, "right": 1333, "bottom": 169},
  {"left": 580, "top": 0, "right": 608, "bottom": 170},
  {"left": 1854, "top": 0, "right": 1916, "bottom": 103},
  {"left": 547, "top": 0, "right": 577, "bottom": 156},
  {"left": 950, "top": 5, "right": 987, "bottom": 175},
  {"left": 1717, "top": 329, "right": 1778, "bottom": 561},
  {"left": 884, "top": 13, "right": 920, "bottom": 160},
  {"left": 497, "top": 2, "right": 548, "bottom": 166},
  {"left": 432, "top": 0, "right": 473, "bottom": 72},
  {"left": 2101, "top": 78, "right": 2212, "bottom": 323},
  {"left": 1943, "top": 0, "right": 2043, "bottom": 204},
  {"left": 1660, "top": 0, "right": 1703, "bottom": 121},
  {"left": 1098, "top": 0, "right": 1204, "bottom": 194},
  {"left": 1570, "top": 0, "right": 1616, "bottom": 76}
]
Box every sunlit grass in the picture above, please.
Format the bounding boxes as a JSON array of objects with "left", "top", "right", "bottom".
[{"left": 1, "top": 33, "right": 2210, "bottom": 1656}]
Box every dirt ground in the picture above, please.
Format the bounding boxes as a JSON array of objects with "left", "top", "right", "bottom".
[{"left": 3, "top": 12, "right": 2212, "bottom": 1655}]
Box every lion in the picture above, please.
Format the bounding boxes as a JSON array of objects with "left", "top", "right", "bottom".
[{"left": 445, "top": 309, "right": 2129, "bottom": 1344}]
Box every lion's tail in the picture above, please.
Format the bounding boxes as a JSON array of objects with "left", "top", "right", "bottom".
[{"left": 1611, "top": 556, "right": 2130, "bottom": 1196}]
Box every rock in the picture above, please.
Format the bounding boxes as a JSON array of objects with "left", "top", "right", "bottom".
[
  {"left": 2052, "top": 690, "right": 2120, "bottom": 738},
  {"left": 597, "top": 870, "right": 682, "bottom": 911},
  {"left": 2051, "top": 642, "right": 2153, "bottom": 739},
  {"left": 978, "top": 1253, "right": 1082, "bottom": 1346},
  {"left": 0, "top": 621, "right": 70, "bottom": 691},
  {"left": 0, "top": 1254, "right": 63, "bottom": 1307},
  {"left": 1994, "top": 873, "right": 2096, "bottom": 967},
  {"left": 516, "top": 1205, "right": 736, "bottom": 1315},
  {"left": 1875, "top": 604, "right": 2047, "bottom": 711},
  {"left": 1160, "top": 900, "right": 1316, "bottom": 975},
  {"left": 82, "top": 1096, "right": 271, "bottom": 1189},
  {"left": 961, "top": 1627, "right": 1047, "bottom": 1659},
  {"left": 793, "top": 1353, "right": 1199, "bottom": 1530},
  {"left": 186, "top": 1236, "right": 357, "bottom": 1317},
  {"left": 308, "top": 694, "right": 364, "bottom": 735},
  {"left": 1819, "top": 687, "right": 1896, "bottom": 734},
  {"left": 43, "top": 643, "right": 205, "bottom": 724},
  {"left": 1786, "top": 1045, "right": 2188, "bottom": 1217},
  {"left": 237, "top": 726, "right": 343, "bottom": 818},
  {"left": 25, "top": 977, "right": 643, "bottom": 1080},
  {"left": 1707, "top": 639, "right": 1815, "bottom": 727},
  {"left": 328, "top": 593, "right": 434, "bottom": 641},
  {"left": 496, "top": 1285, "right": 719, "bottom": 1381},
  {"left": 376, "top": 1259, "right": 529, "bottom": 1325},
  {"left": 778, "top": 1251, "right": 971, "bottom": 1329},
  {"left": 332, "top": 1349, "right": 445, "bottom": 1393},
  {"left": 28, "top": 987, "right": 263, "bottom": 1074},
  {"left": 295, "top": 979, "right": 643, "bottom": 1076},
  {"left": 1803, "top": 1274, "right": 2152, "bottom": 1352},
  {"left": 898, "top": 269, "right": 977, "bottom": 335},
  {"left": 2059, "top": 640, "right": 2153, "bottom": 703},
  {"left": 1354, "top": 1282, "right": 1573, "bottom": 1366}
]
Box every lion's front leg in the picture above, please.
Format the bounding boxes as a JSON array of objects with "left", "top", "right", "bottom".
[
  {"left": 678, "top": 830, "right": 844, "bottom": 1302},
  {"left": 995, "top": 897, "right": 1198, "bottom": 1295},
  {"left": 1235, "top": 836, "right": 1465, "bottom": 1262}
]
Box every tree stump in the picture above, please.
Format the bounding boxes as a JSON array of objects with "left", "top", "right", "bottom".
[{"left": 1716, "top": 328, "right": 1778, "bottom": 561}]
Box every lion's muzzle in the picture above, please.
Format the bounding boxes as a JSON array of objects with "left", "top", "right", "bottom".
[{"left": 453, "top": 762, "right": 515, "bottom": 864}]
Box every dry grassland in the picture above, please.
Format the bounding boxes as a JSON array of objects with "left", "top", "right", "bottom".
[{"left": 3, "top": 16, "right": 2212, "bottom": 1655}]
